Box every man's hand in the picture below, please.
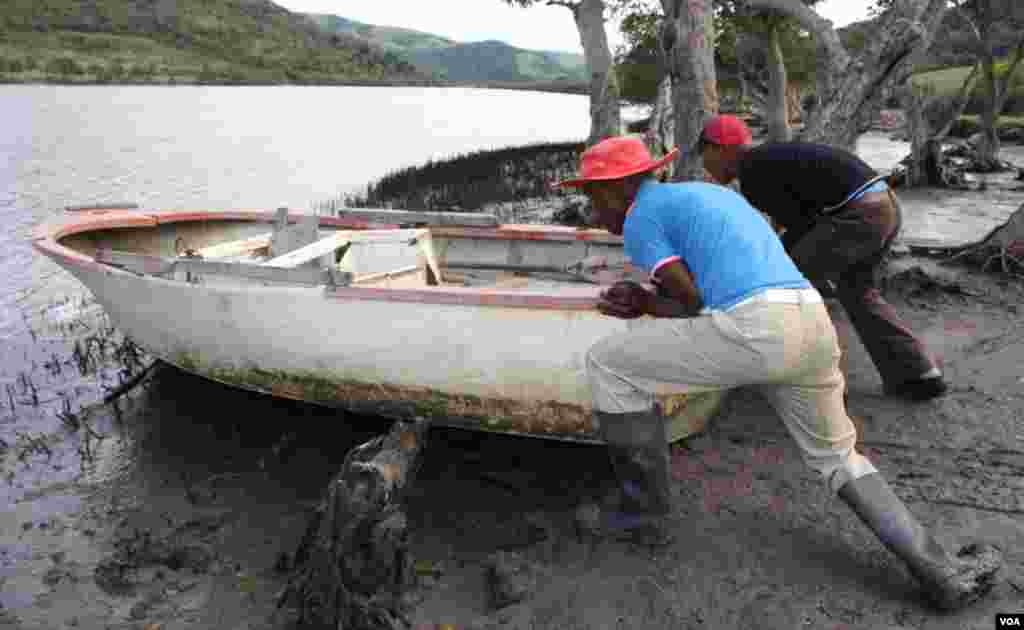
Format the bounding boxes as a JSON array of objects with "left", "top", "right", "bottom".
[{"left": 597, "top": 281, "right": 651, "bottom": 319}]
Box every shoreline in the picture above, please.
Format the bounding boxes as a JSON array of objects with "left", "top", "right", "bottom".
[{"left": 0, "top": 77, "right": 590, "bottom": 94}]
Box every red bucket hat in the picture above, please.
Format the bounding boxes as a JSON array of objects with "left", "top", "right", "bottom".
[{"left": 555, "top": 136, "right": 679, "bottom": 188}]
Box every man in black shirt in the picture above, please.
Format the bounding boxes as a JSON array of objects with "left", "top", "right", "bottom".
[{"left": 699, "top": 115, "right": 947, "bottom": 401}]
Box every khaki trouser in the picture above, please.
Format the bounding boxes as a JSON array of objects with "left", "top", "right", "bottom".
[{"left": 586, "top": 288, "right": 877, "bottom": 493}]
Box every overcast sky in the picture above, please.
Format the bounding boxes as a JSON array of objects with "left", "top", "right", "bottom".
[{"left": 276, "top": 0, "right": 876, "bottom": 54}]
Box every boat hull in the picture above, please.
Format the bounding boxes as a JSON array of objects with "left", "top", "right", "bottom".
[{"left": 34, "top": 208, "right": 726, "bottom": 443}]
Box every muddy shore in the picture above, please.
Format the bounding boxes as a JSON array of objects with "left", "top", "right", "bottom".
[{"left": 3, "top": 142, "right": 1023, "bottom": 629}]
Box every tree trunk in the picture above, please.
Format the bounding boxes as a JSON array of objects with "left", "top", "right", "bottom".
[
  {"left": 738, "top": 72, "right": 750, "bottom": 112},
  {"left": 763, "top": 24, "right": 791, "bottom": 142},
  {"left": 573, "top": 0, "right": 621, "bottom": 146},
  {"left": 659, "top": 0, "right": 718, "bottom": 181},
  {"left": 786, "top": 82, "right": 804, "bottom": 124},
  {"left": 975, "top": 50, "right": 1001, "bottom": 170},
  {"left": 897, "top": 82, "right": 946, "bottom": 187},
  {"left": 745, "top": 0, "right": 945, "bottom": 150},
  {"left": 645, "top": 76, "right": 676, "bottom": 179},
  {"left": 277, "top": 418, "right": 431, "bottom": 629}
]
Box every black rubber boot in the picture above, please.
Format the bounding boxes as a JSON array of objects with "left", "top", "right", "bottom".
[
  {"left": 576, "top": 409, "right": 673, "bottom": 545},
  {"left": 838, "top": 473, "right": 1002, "bottom": 610}
]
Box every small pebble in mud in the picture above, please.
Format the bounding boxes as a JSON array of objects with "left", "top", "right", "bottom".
[{"left": 130, "top": 600, "right": 150, "bottom": 619}]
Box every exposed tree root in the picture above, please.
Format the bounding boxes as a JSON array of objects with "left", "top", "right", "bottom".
[
  {"left": 940, "top": 202, "right": 1024, "bottom": 275},
  {"left": 275, "top": 418, "right": 432, "bottom": 629}
]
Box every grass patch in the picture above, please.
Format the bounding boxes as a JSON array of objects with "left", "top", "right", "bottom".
[
  {"left": 320, "top": 142, "right": 585, "bottom": 213},
  {"left": 914, "top": 60, "right": 1024, "bottom": 115}
]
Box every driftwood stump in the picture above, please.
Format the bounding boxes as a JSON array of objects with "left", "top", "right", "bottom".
[
  {"left": 276, "top": 418, "right": 431, "bottom": 629},
  {"left": 942, "top": 203, "right": 1024, "bottom": 275}
]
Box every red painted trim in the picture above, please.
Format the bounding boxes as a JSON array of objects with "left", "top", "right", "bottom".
[
  {"left": 32, "top": 238, "right": 126, "bottom": 274},
  {"left": 432, "top": 225, "right": 623, "bottom": 244},
  {"left": 34, "top": 211, "right": 158, "bottom": 242},
  {"left": 327, "top": 286, "right": 601, "bottom": 310}
]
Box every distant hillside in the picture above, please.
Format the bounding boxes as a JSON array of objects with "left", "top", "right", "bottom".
[
  {"left": 306, "top": 14, "right": 456, "bottom": 53},
  {"left": 0, "top": 0, "right": 429, "bottom": 84},
  {"left": 308, "top": 15, "right": 588, "bottom": 84}
]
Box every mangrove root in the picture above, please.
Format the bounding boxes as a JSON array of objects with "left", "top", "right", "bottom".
[
  {"left": 276, "top": 417, "right": 432, "bottom": 629},
  {"left": 941, "top": 202, "right": 1024, "bottom": 275}
]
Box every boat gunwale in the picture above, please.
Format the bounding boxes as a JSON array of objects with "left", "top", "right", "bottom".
[{"left": 32, "top": 208, "right": 622, "bottom": 311}]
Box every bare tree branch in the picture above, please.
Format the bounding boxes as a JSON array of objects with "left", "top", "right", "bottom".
[
  {"left": 995, "top": 33, "right": 1024, "bottom": 113},
  {"left": 935, "top": 62, "right": 982, "bottom": 138},
  {"left": 742, "top": 0, "right": 850, "bottom": 69}
]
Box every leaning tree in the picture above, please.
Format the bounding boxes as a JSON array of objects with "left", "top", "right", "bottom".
[
  {"left": 739, "top": 0, "right": 949, "bottom": 150},
  {"left": 504, "top": 0, "right": 622, "bottom": 147},
  {"left": 879, "top": 0, "right": 1024, "bottom": 170},
  {"left": 715, "top": 0, "right": 821, "bottom": 143}
]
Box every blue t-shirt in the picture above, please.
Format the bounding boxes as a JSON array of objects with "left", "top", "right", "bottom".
[{"left": 623, "top": 180, "right": 811, "bottom": 311}]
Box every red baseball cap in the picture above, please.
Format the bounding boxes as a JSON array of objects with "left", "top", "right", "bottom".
[
  {"left": 697, "top": 114, "right": 753, "bottom": 150},
  {"left": 555, "top": 136, "right": 679, "bottom": 188}
]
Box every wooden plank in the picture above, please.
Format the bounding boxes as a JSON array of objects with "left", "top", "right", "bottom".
[
  {"left": 414, "top": 231, "right": 444, "bottom": 286},
  {"left": 351, "top": 265, "right": 422, "bottom": 285},
  {"left": 270, "top": 209, "right": 320, "bottom": 261},
  {"left": 335, "top": 208, "right": 499, "bottom": 227},
  {"left": 262, "top": 229, "right": 425, "bottom": 269},
  {"left": 95, "top": 249, "right": 351, "bottom": 286},
  {"left": 197, "top": 233, "right": 272, "bottom": 259}
]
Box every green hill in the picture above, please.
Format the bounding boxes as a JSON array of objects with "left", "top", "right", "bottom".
[
  {"left": 306, "top": 14, "right": 455, "bottom": 53},
  {"left": 307, "top": 15, "right": 588, "bottom": 84},
  {"left": 0, "top": 0, "right": 428, "bottom": 84}
]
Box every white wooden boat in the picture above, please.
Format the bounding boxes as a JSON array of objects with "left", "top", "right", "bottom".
[{"left": 31, "top": 204, "right": 726, "bottom": 443}]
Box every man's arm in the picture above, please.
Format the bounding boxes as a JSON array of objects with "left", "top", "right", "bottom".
[{"left": 648, "top": 259, "right": 703, "bottom": 318}]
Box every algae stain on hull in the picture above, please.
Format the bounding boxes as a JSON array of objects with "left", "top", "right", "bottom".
[{"left": 168, "top": 351, "right": 720, "bottom": 443}]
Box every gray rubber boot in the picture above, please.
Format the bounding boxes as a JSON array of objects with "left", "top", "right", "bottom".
[
  {"left": 576, "top": 409, "right": 673, "bottom": 545},
  {"left": 838, "top": 472, "right": 1002, "bottom": 611}
]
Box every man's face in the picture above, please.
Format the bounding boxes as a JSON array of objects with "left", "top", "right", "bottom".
[
  {"left": 582, "top": 181, "right": 628, "bottom": 235},
  {"left": 702, "top": 141, "right": 738, "bottom": 185},
  {"left": 701, "top": 141, "right": 726, "bottom": 184}
]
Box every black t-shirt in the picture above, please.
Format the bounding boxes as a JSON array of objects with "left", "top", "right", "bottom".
[{"left": 738, "top": 142, "right": 878, "bottom": 240}]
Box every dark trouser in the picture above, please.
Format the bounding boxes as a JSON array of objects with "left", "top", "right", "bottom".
[{"left": 785, "top": 191, "right": 937, "bottom": 386}]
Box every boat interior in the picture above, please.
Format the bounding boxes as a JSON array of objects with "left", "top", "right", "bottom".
[{"left": 55, "top": 207, "right": 635, "bottom": 292}]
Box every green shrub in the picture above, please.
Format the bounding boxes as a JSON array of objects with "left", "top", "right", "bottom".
[
  {"left": 46, "top": 56, "right": 82, "bottom": 76},
  {"left": 197, "top": 64, "right": 218, "bottom": 82}
]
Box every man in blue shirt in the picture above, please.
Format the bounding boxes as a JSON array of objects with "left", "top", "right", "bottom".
[{"left": 557, "top": 136, "right": 999, "bottom": 611}]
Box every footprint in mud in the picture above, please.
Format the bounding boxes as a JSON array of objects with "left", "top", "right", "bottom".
[{"left": 94, "top": 527, "right": 216, "bottom": 596}]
